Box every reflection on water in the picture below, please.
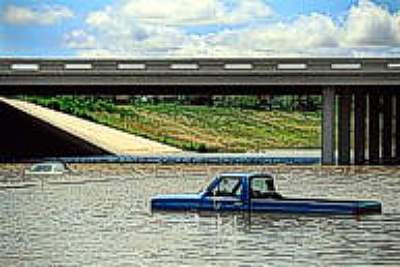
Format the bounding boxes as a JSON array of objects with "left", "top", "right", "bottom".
[{"left": 0, "top": 164, "right": 399, "bottom": 266}]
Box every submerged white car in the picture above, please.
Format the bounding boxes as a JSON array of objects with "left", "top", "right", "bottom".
[{"left": 24, "top": 162, "right": 70, "bottom": 175}]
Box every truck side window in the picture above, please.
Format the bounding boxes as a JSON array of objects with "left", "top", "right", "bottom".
[
  {"left": 251, "top": 177, "right": 280, "bottom": 199},
  {"left": 212, "top": 177, "right": 241, "bottom": 197}
]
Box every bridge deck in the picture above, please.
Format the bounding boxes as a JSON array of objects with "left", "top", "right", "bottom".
[{"left": 1, "top": 58, "right": 400, "bottom": 95}]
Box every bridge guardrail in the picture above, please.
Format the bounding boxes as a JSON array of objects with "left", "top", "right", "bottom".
[{"left": 1, "top": 58, "right": 400, "bottom": 74}]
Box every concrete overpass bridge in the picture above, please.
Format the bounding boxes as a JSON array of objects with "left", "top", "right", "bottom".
[{"left": 1, "top": 57, "right": 400, "bottom": 165}]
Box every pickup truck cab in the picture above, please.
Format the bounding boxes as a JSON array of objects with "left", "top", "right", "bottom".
[{"left": 151, "top": 172, "right": 382, "bottom": 215}]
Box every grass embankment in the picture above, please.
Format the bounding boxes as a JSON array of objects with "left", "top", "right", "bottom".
[{"left": 24, "top": 97, "right": 321, "bottom": 152}]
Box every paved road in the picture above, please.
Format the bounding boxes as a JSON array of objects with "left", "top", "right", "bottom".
[
  {"left": 49, "top": 150, "right": 321, "bottom": 164},
  {"left": 0, "top": 98, "right": 182, "bottom": 155}
]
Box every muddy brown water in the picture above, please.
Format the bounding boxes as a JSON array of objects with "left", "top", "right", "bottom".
[{"left": 0, "top": 164, "right": 399, "bottom": 266}]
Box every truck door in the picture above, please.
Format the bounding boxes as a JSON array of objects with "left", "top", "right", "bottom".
[
  {"left": 202, "top": 176, "right": 245, "bottom": 211},
  {"left": 249, "top": 176, "right": 281, "bottom": 212}
]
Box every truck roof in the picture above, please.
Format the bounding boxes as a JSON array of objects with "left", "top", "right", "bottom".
[{"left": 219, "top": 172, "right": 274, "bottom": 179}]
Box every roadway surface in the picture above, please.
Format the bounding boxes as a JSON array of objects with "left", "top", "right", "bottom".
[
  {"left": 0, "top": 97, "right": 181, "bottom": 159},
  {"left": 0, "top": 100, "right": 109, "bottom": 161},
  {"left": 49, "top": 151, "right": 321, "bottom": 165}
]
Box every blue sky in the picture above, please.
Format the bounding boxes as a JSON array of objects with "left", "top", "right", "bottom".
[{"left": 1, "top": 0, "right": 400, "bottom": 57}]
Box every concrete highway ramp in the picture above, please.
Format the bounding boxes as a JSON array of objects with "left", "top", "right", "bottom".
[{"left": 0, "top": 98, "right": 181, "bottom": 161}]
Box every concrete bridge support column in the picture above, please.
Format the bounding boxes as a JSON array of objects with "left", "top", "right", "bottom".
[
  {"left": 322, "top": 87, "right": 336, "bottom": 165},
  {"left": 382, "top": 93, "right": 393, "bottom": 163},
  {"left": 396, "top": 95, "right": 400, "bottom": 162},
  {"left": 338, "top": 93, "right": 352, "bottom": 165},
  {"left": 369, "top": 93, "right": 380, "bottom": 165},
  {"left": 354, "top": 92, "right": 366, "bottom": 165}
]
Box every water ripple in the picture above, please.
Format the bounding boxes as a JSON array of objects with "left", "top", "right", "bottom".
[{"left": 0, "top": 165, "right": 399, "bottom": 266}]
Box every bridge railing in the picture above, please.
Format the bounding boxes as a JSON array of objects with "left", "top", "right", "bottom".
[{"left": 1, "top": 58, "right": 400, "bottom": 74}]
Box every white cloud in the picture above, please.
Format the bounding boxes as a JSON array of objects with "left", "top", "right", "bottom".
[
  {"left": 66, "top": 0, "right": 400, "bottom": 58},
  {"left": 218, "top": 1, "right": 273, "bottom": 24},
  {"left": 86, "top": 6, "right": 114, "bottom": 28},
  {"left": 120, "top": 0, "right": 220, "bottom": 24},
  {"left": 117, "top": 0, "right": 272, "bottom": 25},
  {"left": 210, "top": 13, "right": 338, "bottom": 52},
  {"left": 64, "top": 30, "right": 96, "bottom": 49},
  {"left": 341, "top": 0, "right": 400, "bottom": 46},
  {"left": 3, "top": 5, "right": 73, "bottom": 26},
  {"left": 67, "top": 0, "right": 274, "bottom": 57}
]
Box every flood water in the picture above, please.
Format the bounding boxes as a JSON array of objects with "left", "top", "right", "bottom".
[{"left": 0, "top": 164, "right": 399, "bottom": 266}]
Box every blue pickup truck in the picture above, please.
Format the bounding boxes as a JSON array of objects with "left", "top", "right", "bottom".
[{"left": 151, "top": 172, "right": 382, "bottom": 215}]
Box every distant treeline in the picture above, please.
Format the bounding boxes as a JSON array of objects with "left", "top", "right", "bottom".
[
  {"left": 20, "top": 95, "right": 322, "bottom": 112},
  {"left": 107, "top": 95, "right": 321, "bottom": 111}
]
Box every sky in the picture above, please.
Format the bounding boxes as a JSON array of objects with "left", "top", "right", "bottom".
[{"left": 1, "top": 0, "right": 400, "bottom": 58}]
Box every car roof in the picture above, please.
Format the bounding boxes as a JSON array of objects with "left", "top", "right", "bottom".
[{"left": 34, "top": 162, "right": 63, "bottom": 166}]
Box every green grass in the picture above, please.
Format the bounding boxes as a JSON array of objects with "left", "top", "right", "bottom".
[{"left": 22, "top": 96, "right": 321, "bottom": 152}]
